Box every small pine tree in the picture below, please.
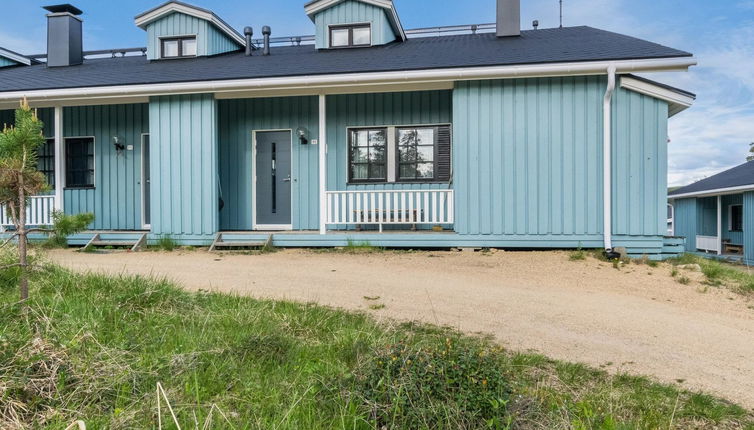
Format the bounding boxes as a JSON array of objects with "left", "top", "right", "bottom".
[{"left": 0, "top": 99, "right": 93, "bottom": 301}]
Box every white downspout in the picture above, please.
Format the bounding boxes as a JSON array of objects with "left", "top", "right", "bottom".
[{"left": 603, "top": 65, "right": 617, "bottom": 250}]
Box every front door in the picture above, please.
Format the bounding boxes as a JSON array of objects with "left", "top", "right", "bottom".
[
  {"left": 142, "top": 134, "right": 151, "bottom": 229},
  {"left": 255, "top": 131, "right": 292, "bottom": 229}
]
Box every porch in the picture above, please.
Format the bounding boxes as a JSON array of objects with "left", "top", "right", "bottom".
[{"left": 672, "top": 193, "right": 747, "bottom": 259}]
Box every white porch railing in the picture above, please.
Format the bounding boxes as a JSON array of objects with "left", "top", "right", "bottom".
[
  {"left": 696, "top": 235, "right": 719, "bottom": 253},
  {"left": 0, "top": 195, "right": 56, "bottom": 228},
  {"left": 325, "top": 190, "right": 454, "bottom": 231}
]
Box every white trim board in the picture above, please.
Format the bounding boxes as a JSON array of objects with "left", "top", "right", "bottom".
[
  {"left": 620, "top": 76, "right": 695, "bottom": 117},
  {"left": 251, "top": 129, "right": 294, "bottom": 231},
  {"left": 134, "top": 1, "right": 245, "bottom": 47},
  {"left": 669, "top": 184, "right": 754, "bottom": 199},
  {"left": 0, "top": 57, "right": 697, "bottom": 109},
  {"left": 0, "top": 48, "right": 32, "bottom": 66}
]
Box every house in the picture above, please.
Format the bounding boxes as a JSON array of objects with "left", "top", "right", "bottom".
[
  {"left": 669, "top": 162, "right": 754, "bottom": 262},
  {"left": 0, "top": 0, "right": 696, "bottom": 255}
]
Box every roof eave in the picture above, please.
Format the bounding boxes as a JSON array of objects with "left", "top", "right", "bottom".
[
  {"left": 669, "top": 184, "right": 754, "bottom": 199},
  {"left": 620, "top": 75, "right": 695, "bottom": 117},
  {"left": 0, "top": 48, "right": 33, "bottom": 66}
]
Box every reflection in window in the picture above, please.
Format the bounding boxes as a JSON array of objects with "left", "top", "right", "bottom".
[
  {"left": 161, "top": 36, "right": 197, "bottom": 58},
  {"left": 398, "top": 128, "right": 435, "bottom": 180},
  {"left": 349, "top": 128, "right": 386, "bottom": 182},
  {"left": 329, "top": 25, "right": 371, "bottom": 48}
]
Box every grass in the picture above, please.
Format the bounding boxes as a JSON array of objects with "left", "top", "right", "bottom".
[
  {"left": 1, "top": 259, "right": 753, "bottom": 428},
  {"left": 153, "top": 235, "right": 178, "bottom": 252},
  {"left": 669, "top": 254, "right": 754, "bottom": 294}
]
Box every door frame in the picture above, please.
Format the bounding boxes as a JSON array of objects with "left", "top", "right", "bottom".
[
  {"left": 251, "top": 129, "right": 294, "bottom": 231},
  {"left": 140, "top": 133, "right": 151, "bottom": 230}
]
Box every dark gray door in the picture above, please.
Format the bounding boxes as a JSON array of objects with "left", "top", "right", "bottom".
[
  {"left": 255, "top": 131, "right": 292, "bottom": 227},
  {"left": 142, "top": 135, "right": 151, "bottom": 227}
]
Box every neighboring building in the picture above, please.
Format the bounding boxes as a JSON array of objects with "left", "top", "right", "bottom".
[
  {"left": 669, "top": 162, "right": 754, "bottom": 262},
  {"left": 0, "top": 0, "right": 696, "bottom": 256}
]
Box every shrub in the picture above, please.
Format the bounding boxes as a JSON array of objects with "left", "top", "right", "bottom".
[
  {"left": 677, "top": 276, "right": 691, "bottom": 285},
  {"left": 155, "top": 235, "right": 177, "bottom": 252},
  {"left": 350, "top": 337, "right": 511, "bottom": 429},
  {"left": 569, "top": 250, "right": 587, "bottom": 261}
]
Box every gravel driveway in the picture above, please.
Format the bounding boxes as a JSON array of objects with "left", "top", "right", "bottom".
[{"left": 49, "top": 248, "right": 754, "bottom": 408}]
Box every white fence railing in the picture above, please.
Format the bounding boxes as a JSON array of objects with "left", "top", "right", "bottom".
[
  {"left": 0, "top": 195, "right": 56, "bottom": 228},
  {"left": 696, "top": 235, "right": 719, "bottom": 253},
  {"left": 325, "top": 189, "right": 454, "bottom": 231}
]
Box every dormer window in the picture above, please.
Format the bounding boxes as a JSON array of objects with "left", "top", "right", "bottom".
[
  {"left": 161, "top": 36, "right": 197, "bottom": 59},
  {"left": 329, "top": 24, "right": 371, "bottom": 48}
]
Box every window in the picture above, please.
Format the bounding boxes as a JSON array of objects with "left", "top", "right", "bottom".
[
  {"left": 348, "top": 125, "right": 452, "bottom": 184},
  {"left": 329, "top": 24, "right": 371, "bottom": 48},
  {"left": 37, "top": 138, "right": 55, "bottom": 188},
  {"left": 65, "top": 137, "right": 94, "bottom": 188},
  {"left": 161, "top": 36, "right": 197, "bottom": 58},
  {"left": 349, "top": 128, "right": 386, "bottom": 182},
  {"left": 730, "top": 204, "right": 743, "bottom": 232}
]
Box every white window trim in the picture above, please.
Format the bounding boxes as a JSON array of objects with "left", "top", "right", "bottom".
[
  {"left": 63, "top": 135, "right": 96, "bottom": 189},
  {"left": 251, "top": 129, "right": 294, "bottom": 231}
]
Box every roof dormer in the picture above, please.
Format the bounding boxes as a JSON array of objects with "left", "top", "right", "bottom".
[
  {"left": 0, "top": 47, "right": 34, "bottom": 68},
  {"left": 305, "top": 0, "right": 406, "bottom": 50},
  {"left": 135, "top": 1, "right": 244, "bottom": 60}
]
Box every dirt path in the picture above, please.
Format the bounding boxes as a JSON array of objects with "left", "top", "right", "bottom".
[{"left": 49, "top": 248, "right": 754, "bottom": 408}]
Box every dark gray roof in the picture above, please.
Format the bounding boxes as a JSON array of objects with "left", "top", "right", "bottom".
[
  {"left": 0, "top": 26, "right": 692, "bottom": 93},
  {"left": 669, "top": 162, "right": 754, "bottom": 196}
]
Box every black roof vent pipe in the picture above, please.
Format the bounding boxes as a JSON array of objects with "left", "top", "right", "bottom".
[
  {"left": 262, "top": 26, "right": 271, "bottom": 56},
  {"left": 43, "top": 4, "right": 84, "bottom": 67},
  {"left": 244, "top": 26, "right": 253, "bottom": 56}
]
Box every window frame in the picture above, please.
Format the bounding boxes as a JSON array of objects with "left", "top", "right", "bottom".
[
  {"left": 346, "top": 123, "right": 452, "bottom": 185},
  {"left": 160, "top": 35, "right": 198, "bottom": 59},
  {"left": 38, "top": 138, "right": 56, "bottom": 188},
  {"left": 328, "top": 23, "right": 372, "bottom": 49},
  {"left": 348, "top": 127, "right": 388, "bottom": 183},
  {"left": 729, "top": 204, "right": 743, "bottom": 232},
  {"left": 395, "top": 126, "right": 440, "bottom": 183},
  {"left": 64, "top": 136, "right": 95, "bottom": 189}
]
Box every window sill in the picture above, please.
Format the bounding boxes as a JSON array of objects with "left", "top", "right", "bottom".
[
  {"left": 64, "top": 187, "right": 95, "bottom": 190},
  {"left": 347, "top": 181, "right": 450, "bottom": 186}
]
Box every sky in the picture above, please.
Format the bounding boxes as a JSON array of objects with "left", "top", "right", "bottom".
[{"left": 1, "top": 0, "right": 752, "bottom": 187}]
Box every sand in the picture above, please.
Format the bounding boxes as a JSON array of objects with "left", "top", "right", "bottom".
[{"left": 48, "top": 248, "right": 754, "bottom": 408}]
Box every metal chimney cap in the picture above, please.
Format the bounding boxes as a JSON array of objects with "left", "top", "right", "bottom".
[
  {"left": 43, "top": 4, "right": 83, "bottom": 15},
  {"left": 244, "top": 26, "right": 253, "bottom": 36},
  {"left": 262, "top": 26, "right": 271, "bottom": 35}
]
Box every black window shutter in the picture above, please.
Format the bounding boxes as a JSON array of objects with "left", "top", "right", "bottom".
[{"left": 436, "top": 126, "right": 452, "bottom": 182}]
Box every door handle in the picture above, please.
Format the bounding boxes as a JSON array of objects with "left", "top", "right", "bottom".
[{"left": 283, "top": 175, "right": 292, "bottom": 183}]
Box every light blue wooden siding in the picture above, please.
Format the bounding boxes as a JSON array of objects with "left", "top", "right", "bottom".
[
  {"left": 149, "top": 94, "right": 218, "bottom": 239},
  {"left": 696, "top": 196, "right": 717, "bottom": 236},
  {"left": 218, "top": 97, "right": 320, "bottom": 231},
  {"left": 612, "top": 86, "right": 668, "bottom": 237},
  {"left": 743, "top": 192, "right": 754, "bottom": 262},
  {"left": 314, "top": 0, "right": 397, "bottom": 49},
  {"left": 145, "top": 12, "right": 240, "bottom": 60},
  {"left": 722, "top": 194, "right": 743, "bottom": 244},
  {"left": 673, "top": 198, "right": 697, "bottom": 251},
  {"left": 453, "top": 77, "right": 668, "bottom": 244},
  {"left": 453, "top": 78, "right": 603, "bottom": 238},
  {"left": 0, "top": 57, "right": 18, "bottom": 67},
  {"left": 326, "top": 90, "right": 452, "bottom": 193},
  {"left": 62, "top": 104, "right": 149, "bottom": 230}
]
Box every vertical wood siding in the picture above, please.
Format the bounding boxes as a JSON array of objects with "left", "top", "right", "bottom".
[
  {"left": 326, "top": 90, "right": 453, "bottom": 193},
  {"left": 314, "top": 0, "right": 397, "bottom": 49},
  {"left": 62, "top": 104, "right": 149, "bottom": 230},
  {"left": 743, "top": 192, "right": 754, "bottom": 262},
  {"left": 217, "top": 97, "right": 320, "bottom": 231},
  {"left": 453, "top": 77, "right": 668, "bottom": 242},
  {"left": 721, "top": 194, "right": 743, "bottom": 244},
  {"left": 696, "top": 196, "right": 717, "bottom": 236},
  {"left": 146, "top": 12, "right": 240, "bottom": 60},
  {"left": 150, "top": 94, "right": 218, "bottom": 238},
  {"left": 0, "top": 58, "right": 18, "bottom": 67},
  {"left": 673, "top": 198, "right": 697, "bottom": 251}
]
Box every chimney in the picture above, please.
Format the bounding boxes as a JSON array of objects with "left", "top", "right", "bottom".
[
  {"left": 496, "top": 0, "right": 521, "bottom": 37},
  {"left": 43, "top": 4, "right": 84, "bottom": 67},
  {"left": 262, "top": 26, "right": 271, "bottom": 56}
]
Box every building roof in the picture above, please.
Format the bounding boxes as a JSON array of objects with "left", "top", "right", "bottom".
[
  {"left": 304, "top": 0, "right": 407, "bottom": 41},
  {"left": 134, "top": 1, "right": 245, "bottom": 47},
  {"left": 669, "top": 162, "right": 754, "bottom": 198},
  {"left": 0, "top": 26, "right": 691, "bottom": 93}
]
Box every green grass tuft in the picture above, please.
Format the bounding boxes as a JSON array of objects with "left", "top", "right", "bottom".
[
  {"left": 669, "top": 254, "right": 754, "bottom": 294},
  {"left": 154, "top": 235, "right": 178, "bottom": 252},
  {"left": 0, "top": 263, "right": 751, "bottom": 428}
]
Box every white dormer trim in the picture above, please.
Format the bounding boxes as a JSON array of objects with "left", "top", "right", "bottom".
[
  {"left": 305, "top": 0, "right": 407, "bottom": 42},
  {"left": 620, "top": 76, "right": 695, "bottom": 117},
  {"left": 0, "top": 48, "right": 32, "bottom": 66},
  {"left": 134, "top": 1, "right": 245, "bottom": 47}
]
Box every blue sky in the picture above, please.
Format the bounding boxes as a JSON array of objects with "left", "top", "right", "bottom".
[{"left": 1, "top": 0, "right": 752, "bottom": 186}]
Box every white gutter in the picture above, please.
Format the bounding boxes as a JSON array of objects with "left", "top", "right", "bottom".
[
  {"left": 669, "top": 184, "right": 754, "bottom": 199},
  {"left": 603, "top": 65, "right": 617, "bottom": 251},
  {"left": 0, "top": 57, "right": 696, "bottom": 105}
]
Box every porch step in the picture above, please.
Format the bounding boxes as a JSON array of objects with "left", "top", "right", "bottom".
[
  {"left": 83, "top": 232, "right": 147, "bottom": 252},
  {"left": 209, "top": 233, "right": 273, "bottom": 252}
]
